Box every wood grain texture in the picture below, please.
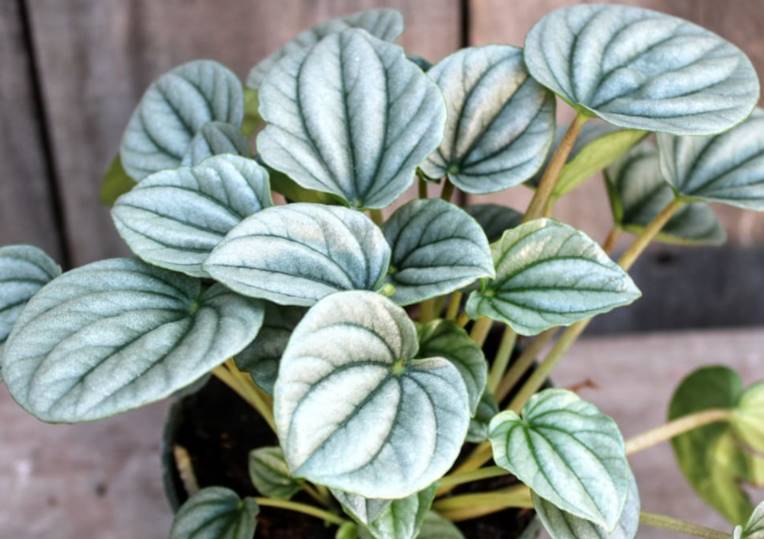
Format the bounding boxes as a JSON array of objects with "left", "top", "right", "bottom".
[
  {"left": 25, "top": 0, "right": 461, "bottom": 265},
  {"left": 0, "top": 0, "right": 63, "bottom": 262}
]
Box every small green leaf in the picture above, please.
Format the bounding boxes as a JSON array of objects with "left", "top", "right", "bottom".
[
  {"left": 170, "top": 486, "right": 258, "bottom": 539},
  {"left": 465, "top": 204, "right": 523, "bottom": 243},
  {"left": 533, "top": 469, "right": 640, "bottom": 539},
  {"left": 2, "top": 258, "right": 264, "bottom": 422},
  {"left": 181, "top": 122, "right": 252, "bottom": 166},
  {"left": 0, "top": 245, "right": 60, "bottom": 347},
  {"left": 205, "top": 204, "right": 390, "bottom": 306},
  {"left": 416, "top": 319, "right": 487, "bottom": 414},
  {"left": 421, "top": 45, "right": 555, "bottom": 193},
  {"left": 247, "top": 9, "right": 403, "bottom": 88},
  {"left": 466, "top": 219, "right": 640, "bottom": 336},
  {"left": 274, "top": 291, "right": 470, "bottom": 498},
  {"left": 417, "top": 511, "right": 465, "bottom": 539},
  {"left": 383, "top": 200, "right": 494, "bottom": 305},
  {"left": 658, "top": 109, "right": 764, "bottom": 211},
  {"left": 363, "top": 485, "right": 436, "bottom": 539},
  {"left": 466, "top": 391, "right": 499, "bottom": 443},
  {"left": 332, "top": 490, "right": 391, "bottom": 526},
  {"left": 734, "top": 382, "right": 764, "bottom": 453},
  {"left": 605, "top": 141, "right": 725, "bottom": 246},
  {"left": 248, "top": 446, "right": 301, "bottom": 500},
  {"left": 669, "top": 366, "right": 755, "bottom": 523},
  {"left": 235, "top": 303, "right": 304, "bottom": 394},
  {"left": 524, "top": 4, "right": 759, "bottom": 135},
  {"left": 734, "top": 501, "right": 764, "bottom": 539},
  {"left": 336, "top": 522, "right": 360, "bottom": 539},
  {"left": 100, "top": 155, "right": 136, "bottom": 206},
  {"left": 490, "top": 389, "right": 630, "bottom": 529},
  {"left": 121, "top": 60, "right": 244, "bottom": 181},
  {"left": 257, "top": 29, "right": 445, "bottom": 209},
  {"left": 113, "top": 155, "right": 272, "bottom": 278}
]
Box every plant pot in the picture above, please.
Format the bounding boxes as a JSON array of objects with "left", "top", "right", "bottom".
[{"left": 161, "top": 329, "right": 541, "bottom": 538}]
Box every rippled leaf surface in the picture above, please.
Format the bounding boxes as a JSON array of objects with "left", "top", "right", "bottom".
[
  {"left": 181, "top": 122, "right": 251, "bottom": 166},
  {"left": 248, "top": 446, "right": 301, "bottom": 500},
  {"left": 170, "top": 486, "right": 258, "bottom": 539},
  {"left": 364, "top": 485, "right": 436, "bottom": 539},
  {"left": 332, "top": 490, "right": 391, "bottom": 526}
]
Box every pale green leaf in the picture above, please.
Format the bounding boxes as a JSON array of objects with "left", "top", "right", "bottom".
[
  {"left": 525, "top": 4, "right": 759, "bottom": 135},
  {"left": 0, "top": 245, "right": 60, "bottom": 347},
  {"left": 466, "top": 391, "right": 499, "bottom": 443},
  {"left": 181, "top": 122, "right": 251, "bottom": 166},
  {"left": 248, "top": 446, "right": 301, "bottom": 500},
  {"left": 417, "top": 511, "right": 465, "bottom": 539},
  {"left": 733, "top": 502, "right": 764, "bottom": 539},
  {"left": 247, "top": 9, "right": 403, "bottom": 88},
  {"left": 490, "top": 389, "right": 630, "bottom": 529},
  {"left": 383, "top": 200, "right": 493, "bottom": 305},
  {"left": 121, "top": 60, "right": 244, "bottom": 180},
  {"left": 363, "top": 485, "right": 436, "bottom": 539},
  {"left": 734, "top": 381, "right": 764, "bottom": 453},
  {"left": 274, "top": 291, "right": 470, "bottom": 498},
  {"left": 465, "top": 204, "right": 523, "bottom": 243},
  {"left": 466, "top": 219, "right": 640, "bottom": 336},
  {"left": 257, "top": 29, "right": 445, "bottom": 209},
  {"left": 658, "top": 109, "right": 764, "bottom": 210},
  {"left": 332, "top": 490, "right": 391, "bottom": 526},
  {"left": 534, "top": 469, "right": 640, "bottom": 539},
  {"left": 416, "top": 319, "right": 487, "bottom": 414},
  {"left": 337, "top": 522, "right": 360, "bottom": 539},
  {"left": 235, "top": 303, "right": 304, "bottom": 394},
  {"left": 205, "top": 203, "right": 390, "bottom": 306},
  {"left": 170, "top": 486, "right": 258, "bottom": 539},
  {"left": 112, "top": 155, "right": 271, "bottom": 278},
  {"left": 2, "top": 258, "right": 264, "bottom": 422},
  {"left": 100, "top": 155, "right": 136, "bottom": 206},
  {"left": 605, "top": 141, "right": 725, "bottom": 246},
  {"left": 421, "top": 45, "right": 555, "bottom": 193}
]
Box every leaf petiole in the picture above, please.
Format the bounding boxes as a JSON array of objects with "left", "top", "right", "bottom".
[
  {"left": 640, "top": 511, "right": 729, "bottom": 539},
  {"left": 487, "top": 327, "right": 517, "bottom": 394},
  {"left": 212, "top": 359, "right": 276, "bottom": 432},
  {"left": 255, "top": 497, "right": 347, "bottom": 526},
  {"left": 625, "top": 408, "right": 733, "bottom": 455}
]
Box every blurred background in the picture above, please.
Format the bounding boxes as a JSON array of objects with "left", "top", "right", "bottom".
[{"left": 1, "top": 1, "right": 762, "bottom": 538}]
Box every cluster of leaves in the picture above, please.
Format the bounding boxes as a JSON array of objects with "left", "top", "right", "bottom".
[{"left": 1, "top": 4, "right": 764, "bottom": 539}]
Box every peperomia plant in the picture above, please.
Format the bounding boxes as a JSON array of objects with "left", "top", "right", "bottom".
[{"left": 2, "top": 4, "right": 764, "bottom": 539}]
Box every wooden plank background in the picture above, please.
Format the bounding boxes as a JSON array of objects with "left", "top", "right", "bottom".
[{"left": 2, "top": 0, "right": 763, "bottom": 332}]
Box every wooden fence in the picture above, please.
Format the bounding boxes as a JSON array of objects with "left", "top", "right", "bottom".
[{"left": 2, "top": 0, "right": 764, "bottom": 331}]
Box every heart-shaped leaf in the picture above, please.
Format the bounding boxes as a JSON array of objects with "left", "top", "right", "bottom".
[
  {"left": 2, "top": 258, "right": 264, "bottom": 422},
  {"left": 248, "top": 446, "right": 301, "bottom": 500},
  {"left": 734, "top": 502, "right": 764, "bottom": 539},
  {"left": 734, "top": 382, "right": 764, "bottom": 453},
  {"left": 490, "top": 389, "right": 630, "bottom": 529},
  {"left": 420, "top": 45, "right": 555, "bottom": 193},
  {"left": 170, "top": 486, "right": 258, "bottom": 539},
  {"left": 466, "top": 219, "right": 640, "bottom": 336},
  {"left": 417, "top": 511, "right": 465, "bottom": 539},
  {"left": 121, "top": 60, "right": 244, "bottom": 181},
  {"left": 383, "top": 200, "right": 494, "bottom": 305},
  {"left": 670, "top": 366, "right": 756, "bottom": 523},
  {"left": 362, "top": 485, "right": 436, "bottom": 539},
  {"left": 658, "top": 109, "right": 764, "bottom": 211},
  {"left": 533, "top": 469, "right": 640, "bottom": 539},
  {"left": 528, "top": 122, "right": 647, "bottom": 199},
  {"left": 181, "top": 122, "right": 252, "bottom": 166},
  {"left": 524, "top": 4, "right": 759, "bottom": 135},
  {"left": 247, "top": 9, "right": 404, "bottom": 88},
  {"left": 332, "top": 490, "right": 391, "bottom": 526},
  {"left": 100, "top": 155, "right": 136, "bottom": 206},
  {"left": 465, "top": 204, "right": 523, "bottom": 243},
  {"left": 235, "top": 303, "right": 304, "bottom": 394},
  {"left": 605, "top": 141, "right": 725, "bottom": 246},
  {"left": 257, "top": 29, "right": 445, "bottom": 209},
  {"left": 416, "top": 319, "right": 487, "bottom": 414},
  {"left": 113, "top": 155, "right": 272, "bottom": 278},
  {"left": 466, "top": 391, "right": 499, "bottom": 443},
  {"left": 0, "top": 245, "right": 60, "bottom": 348},
  {"left": 205, "top": 204, "right": 390, "bottom": 306},
  {"left": 274, "top": 291, "right": 470, "bottom": 498}
]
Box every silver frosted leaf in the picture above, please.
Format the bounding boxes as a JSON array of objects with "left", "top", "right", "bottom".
[
  {"left": 170, "top": 487, "right": 258, "bottom": 539},
  {"left": 658, "top": 108, "right": 764, "bottom": 210},
  {"left": 524, "top": 4, "right": 759, "bottom": 135},
  {"left": 0, "top": 245, "right": 60, "bottom": 346},
  {"left": 2, "top": 258, "right": 264, "bottom": 422},
  {"left": 274, "top": 291, "right": 470, "bottom": 498},
  {"left": 417, "top": 511, "right": 465, "bottom": 539},
  {"left": 247, "top": 9, "right": 403, "bottom": 88},
  {"left": 421, "top": 45, "right": 555, "bottom": 193},
  {"left": 332, "top": 489, "right": 391, "bottom": 526},
  {"left": 120, "top": 60, "right": 244, "bottom": 180},
  {"left": 257, "top": 29, "right": 446, "bottom": 209},
  {"left": 112, "top": 155, "right": 272, "bottom": 277},
  {"left": 205, "top": 203, "right": 390, "bottom": 306},
  {"left": 181, "top": 121, "right": 252, "bottom": 166},
  {"left": 733, "top": 501, "right": 764, "bottom": 539},
  {"left": 466, "top": 219, "right": 641, "bottom": 336},
  {"left": 363, "top": 485, "right": 436, "bottom": 539},
  {"left": 248, "top": 446, "right": 301, "bottom": 500},
  {"left": 383, "top": 199, "right": 494, "bottom": 305},
  {"left": 606, "top": 141, "right": 725, "bottom": 245}
]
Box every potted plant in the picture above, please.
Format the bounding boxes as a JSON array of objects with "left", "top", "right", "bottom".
[{"left": 1, "top": 4, "right": 763, "bottom": 538}]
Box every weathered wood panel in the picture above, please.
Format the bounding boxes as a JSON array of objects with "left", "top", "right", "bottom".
[
  {"left": 25, "top": 0, "right": 462, "bottom": 265},
  {"left": 0, "top": 0, "right": 64, "bottom": 263}
]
